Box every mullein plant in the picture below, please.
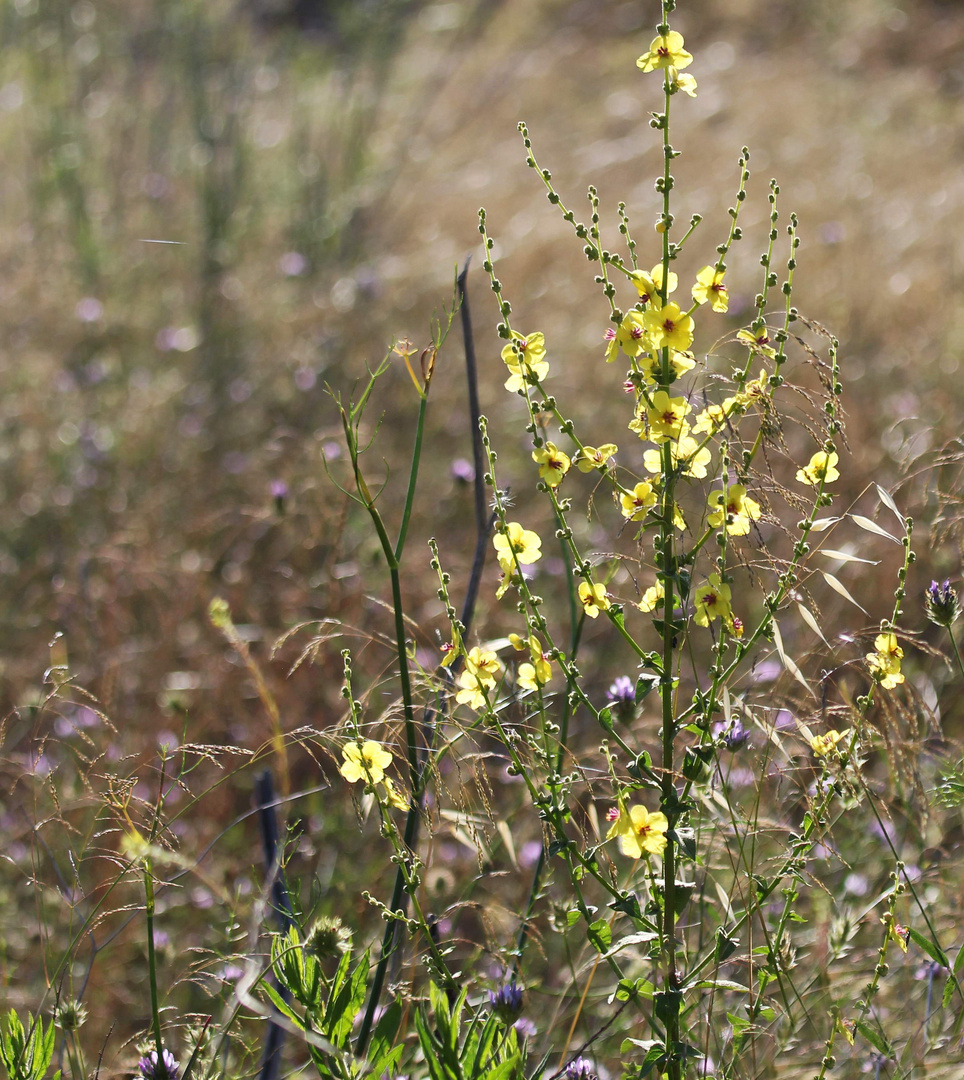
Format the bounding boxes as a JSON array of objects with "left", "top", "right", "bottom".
[{"left": 323, "top": 3, "right": 964, "bottom": 1079}]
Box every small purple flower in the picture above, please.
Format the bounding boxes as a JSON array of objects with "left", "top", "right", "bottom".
[
  {"left": 488, "top": 981, "right": 524, "bottom": 1021},
  {"left": 137, "top": 1049, "right": 179, "bottom": 1080},
  {"left": 513, "top": 1017, "right": 537, "bottom": 1038},
  {"left": 925, "top": 579, "right": 960, "bottom": 628},
  {"left": 451, "top": 458, "right": 475, "bottom": 483},
  {"left": 607, "top": 675, "right": 636, "bottom": 719},
  {"left": 270, "top": 479, "right": 289, "bottom": 513},
  {"left": 565, "top": 1058, "right": 597, "bottom": 1080},
  {"left": 712, "top": 717, "right": 751, "bottom": 751},
  {"left": 279, "top": 251, "right": 308, "bottom": 277},
  {"left": 75, "top": 297, "right": 103, "bottom": 323}
]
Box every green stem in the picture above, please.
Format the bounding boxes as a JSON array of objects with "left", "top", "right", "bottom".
[
  {"left": 656, "top": 26, "right": 683, "bottom": 1076},
  {"left": 394, "top": 393, "right": 428, "bottom": 562},
  {"left": 947, "top": 628, "right": 964, "bottom": 686},
  {"left": 144, "top": 857, "right": 163, "bottom": 1058}
]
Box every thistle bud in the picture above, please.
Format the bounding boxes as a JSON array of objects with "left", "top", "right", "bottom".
[{"left": 925, "top": 579, "right": 960, "bottom": 628}]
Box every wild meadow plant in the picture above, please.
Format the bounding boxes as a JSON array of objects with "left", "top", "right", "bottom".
[
  {"left": 315, "top": 3, "right": 964, "bottom": 1078},
  {"left": 5, "top": 3, "right": 964, "bottom": 1080}
]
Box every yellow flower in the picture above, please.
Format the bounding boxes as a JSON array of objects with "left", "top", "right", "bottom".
[
  {"left": 737, "top": 369, "right": 770, "bottom": 406},
  {"left": 866, "top": 632, "right": 904, "bottom": 689},
  {"left": 638, "top": 348, "right": 696, "bottom": 384},
  {"left": 382, "top": 776, "right": 409, "bottom": 810},
  {"left": 692, "top": 402, "right": 730, "bottom": 436},
  {"left": 340, "top": 741, "right": 393, "bottom": 785},
  {"left": 642, "top": 434, "right": 712, "bottom": 479},
  {"left": 456, "top": 646, "right": 502, "bottom": 710},
  {"left": 576, "top": 444, "right": 618, "bottom": 472},
  {"left": 637, "top": 581, "right": 681, "bottom": 613},
  {"left": 636, "top": 30, "right": 693, "bottom": 73},
  {"left": 882, "top": 913, "right": 910, "bottom": 953},
  {"left": 502, "top": 331, "right": 549, "bottom": 392},
  {"left": 638, "top": 582, "right": 663, "bottom": 612},
  {"left": 578, "top": 581, "right": 610, "bottom": 618},
  {"left": 672, "top": 71, "right": 697, "bottom": 97},
  {"left": 620, "top": 481, "right": 658, "bottom": 521},
  {"left": 692, "top": 266, "right": 729, "bottom": 313},
  {"left": 607, "top": 804, "right": 669, "bottom": 858},
  {"left": 644, "top": 302, "right": 695, "bottom": 352},
  {"left": 874, "top": 631, "right": 903, "bottom": 658},
  {"left": 810, "top": 729, "right": 850, "bottom": 758},
  {"left": 612, "top": 311, "right": 649, "bottom": 359},
  {"left": 493, "top": 522, "right": 543, "bottom": 573},
  {"left": 646, "top": 390, "right": 692, "bottom": 442},
  {"left": 796, "top": 451, "right": 840, "bottom": 487},
  {"left": 465, "top": 645, "right": 501, "bottom": 683},
  {"left": 532, "top": 442, "right": 571, "bottom": 487},
  {"left": 629, "top": 264, "right": 678, "bottom": 305},
  {"left": 509, "top": 633, "right": 552, "bottom": 688},
  {"left": 693, "top": 573, "right": 733, "bottom": 628},
  {"left": 518, "top": 658, "right": 552, "bottom": 690},
  {"left": 707, "top": 485, "right": 762, "bottom": 536},
  {"left": 440, "top": 626, "right": 463, "bottom": 668},
  {"left": 737, "top": 326, "right": 777, "bottom": 359}
]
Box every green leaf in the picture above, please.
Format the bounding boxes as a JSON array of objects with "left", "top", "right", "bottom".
[
  {"left": 413, "top": 1007, "right": 447, "bottom": 1080},
  {"left": 906, "top": 927, "right": 949, "bottom": 968},
  {"left": 368, "top": 1000, "right": 403, "bottom": 1077},
  {"left": 605, "top": 932, "right": 658, "bottom": 959},
  {"left": 587, "top": 919, "right": 611, "bottom": 953},
  {"left": 608, "top": 892, "right": 642, "bottom": 920},
  {"left": 611, "top": 977, "right": 655, "bottom": 1003},
  {"left": 262, "top": 983, "right": 306, "bottom": 1031},
  {"left": 635, "top": 673, "right": 660, "bottom": 702},
  {"left": 620, "top": 1038, "right": 661, "bottom": 1053},
  {"left": 687, "top": 978, "right": 749, "bottom": 993},
  {"left": 566, "top": 910, "right": 581, "bottom": 927},
  {"left": 654, "top": 989, "right": 682, "bottom": 1022},
  {"left": 943, "top": 941, "right": 964, "bottom": 1007},
  {"left": 464, "top": 1012, "right": 499, "bottom": 1074},
  {"left": 715, "top": 927, "right": 739, "bottom": 962},
  {"left": 483, "top": 1053, "right": 522, "bottom": 1080},
  {"left": 854, "top": 1020, "right": 894, "bottom": 1058},
  {"left": 326, "top": 951, "right": 370, "bottom": 1046}
]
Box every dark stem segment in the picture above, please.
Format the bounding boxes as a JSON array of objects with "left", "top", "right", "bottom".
[
  {"left": 458, "top": 257, "right": 487, "bottom": 539},
  {"left": 256, "top": 770, "right": 295, "bottom": 1080},
  {"left": 458, "top": 257, "right": 494, "bottom": 632},
  {"left": 358, "top": 262, "right": 491, "bottom": 1055}
]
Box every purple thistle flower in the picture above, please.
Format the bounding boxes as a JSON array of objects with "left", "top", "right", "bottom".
[
  {"left": 607, "top": 675, "right": 636, "bottom": 719},
  {"left": 712, "top": 717, "right": 751, "bottom": 751},
  {"left": 565, "top": 1058, "right": 597, "bottom": 1080},
  {"left": 488, "top": 981, "right": 524, "bottom": 1020},
  {"left": 137, "top": 1049, "right": 179, "bottom": 1080},
  {"left": 925, "top": 579, "right": 960, "bottom": 628}
]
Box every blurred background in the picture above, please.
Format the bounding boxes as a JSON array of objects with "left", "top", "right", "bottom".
[
  {"left": 1, "top": 0, "right": 963, "bottom": 724},
  {"left": 3, "top": 0, "right": 964, "bottom": 1061}
]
